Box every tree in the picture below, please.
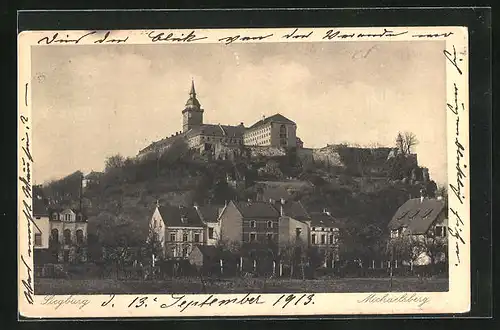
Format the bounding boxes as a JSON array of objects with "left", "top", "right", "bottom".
[
  {"left": 145, "top": 220, "right": 164, "bottom": 264},
  {"left": 395, "top": 132, "right": 419, "bottom": 155},
  {"left": 387, "top": 235, "right": 426, "bottom": 269},
  {"left": 105, "top": 154, "right": 125, "bottom": 172},
  {"left": 421, "top": 236, "right": 447, "bottom": 265}
]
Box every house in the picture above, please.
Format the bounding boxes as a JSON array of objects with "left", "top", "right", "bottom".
[
  {"left": 277, "top": 200, "right": 311, "bottom": 248},
  {"left": 150, "top": 205, "right": 205, "bottom": 259},
  {"left": 48, "top": 207, "right": 88, "bottom": 263},
  {"left": 33, "top": 195, "right": 50, "bottom": 250},
  {"left": 219, "top": 200, "right": 280, "bottom": 245},
  {"left": 388, "top": 196, "right": 448, "bottom": 265},
  {"left": 194, "top": 204, "right": 223, "bottom": 245},
  {"left": 32, "top": 190, "right": 88, "bottom": 263},
  {"left": 309, "top": 210, "right": 342, "bottom": 267}
]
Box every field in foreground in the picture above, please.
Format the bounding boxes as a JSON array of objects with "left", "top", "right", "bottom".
[{"left": 35, "top": 277, "right": 448, "bottom": 295}]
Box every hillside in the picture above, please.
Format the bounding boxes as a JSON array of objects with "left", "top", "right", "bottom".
[{"left": 40, "top": 140, "right": 440, "bottom": 250}]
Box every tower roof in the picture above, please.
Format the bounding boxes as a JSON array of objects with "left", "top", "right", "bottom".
[{"left": 185, "top": 80, "right": 201, "bottom": 109}]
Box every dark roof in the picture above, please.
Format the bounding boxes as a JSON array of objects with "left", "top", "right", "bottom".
[
  {"left": 248, "top": 113, "right": 295, "bottom": 130},
  {"left": 282, "top": 201, "right": 310, "bottom": 221},
  {"left": 233, "top": 201, "right": 280, "bottom": 219},
  {"left": 194, "top": 245, "right": 237, "bottom": 260},
  {"left": 186, "top": 124, "right": 245, "bottom": 139},
  {"left": 33, "top": 197, "right": 49, "bottom": 216},
  {"left": 260, "top": 186, "right": 292, "bottom": 202},
  {"left": 139, "top": 133, "right": 185, "bottom": 154},
  {"left": 195, "top": 205, "right": 221, "bottom": 223},
  {"left": 157, "top": 205, "right": 204, "bottom": 227},
  {"left": 309, "top": 212, "right": 340, "bottom": 228},
  {"left": 388, "top": 198, "right": 446, "bottom": 235},
  {"left": 195, "top": 245, "right": 219, "bottom": 258}
]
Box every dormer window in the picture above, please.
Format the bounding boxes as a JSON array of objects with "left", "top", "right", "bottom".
[
  {"left": 52, "top": 213, "right": 58, "bottom": 221},
  {"left": 77, "top": 214, "right": 83, "bottom": 222},
  {"left": 180, "top": 216, "right": 188, "bottom": 224}
]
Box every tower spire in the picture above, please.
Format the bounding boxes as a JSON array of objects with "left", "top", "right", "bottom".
[{"left": 190, "top": 79, "right": 196, "bottom": 97}]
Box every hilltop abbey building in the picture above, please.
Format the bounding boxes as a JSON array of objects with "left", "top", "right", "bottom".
[{"left": 138, "top": 81, "right": 299, "bottom": 158}]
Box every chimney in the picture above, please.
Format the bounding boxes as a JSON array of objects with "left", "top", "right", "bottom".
[
  {"left": 437, "top": 196, "right": 443, "bottom": 201},
  {"left": 323, "top": 208, "right": 331, "bottom": 216},
  {"left": 269, "top": 198, "right": 274, "bottom": 204},
  {"left": 280, "top": 198, "right": 285, "bottom": 205},
  {"left": 280, "top": 204, "right": 284, "bottom": 217},
  {"left": 420, "top": 188, "right": 426, "bottom": 203},
  {"left": 247, "top": 198, "right": 252, "bottom": 203}
]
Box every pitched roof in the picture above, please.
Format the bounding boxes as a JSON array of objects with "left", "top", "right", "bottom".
[
  {"left": 157, "top": 205, "right": 204, "bottom": 227},
  {"left": 248, "top": 113, "right": 295, "bottom": 130},
  {"left": 194, "top": 245, "right": 219, "bottom": 258},
  {"left": 233, "top": 201, "right": 280, "bottom": 219},
  {"left": 195, "top": 205, "right": 222, "bottom": 223},
  {"left": 309, "top": 212, "right": 340, "bottom": 228},
  {"left": 388, "top": 198, "right": 446, "bottom": 235},
  {"left": 139, "top": 133, "right": 185, "bottom": 154},
  {"left": 259, "top": 186, "right": 292, "bottom": 202},
  {"left": 186, "top": 124, "right": 245, "bottom": 139},
  {"left": 280, "top": 201, "right": 310, "bottom": 221}
]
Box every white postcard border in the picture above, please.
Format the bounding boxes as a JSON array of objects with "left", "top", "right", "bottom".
[{"left": 18, "top": 26, "right": 470, "bottom": 318}]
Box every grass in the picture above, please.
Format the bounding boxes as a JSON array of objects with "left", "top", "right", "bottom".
[{"left": 35, "top": 277, "right": 448, "bottom": 295}]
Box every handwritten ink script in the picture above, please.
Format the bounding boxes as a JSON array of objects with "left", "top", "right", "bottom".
[
  {"left": 33, "top": 28, "right": 456, "bottom": 48},
  {"left": 19, "top": 113, "right": 37, "bottom": 305},
  {"left": 357, "top": 293, "right": 430, "bottom": 308},
  {"left": 96, "top": 293, "right": 315, "bottom": 312},
  {"left": 445, "top": 44, "right": 467, "bottom": 267},
  {"left": 37, "top": 31, "right": 129, "bottom": 45}
]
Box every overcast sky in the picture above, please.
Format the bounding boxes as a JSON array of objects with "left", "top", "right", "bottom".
[{"left": 31, "top": 40, "right": 447, "bottom": 185}]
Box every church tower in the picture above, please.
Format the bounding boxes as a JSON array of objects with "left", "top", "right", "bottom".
[{"left": 182, "top": 80, "right": 204, "bottom": 132}]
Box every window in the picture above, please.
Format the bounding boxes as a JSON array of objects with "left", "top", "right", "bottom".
[
  {"left": 194, "top": 233, "right": 200, "bottom": 243},
  {"left": 390, "top": 229, "right": 399, "bottom": 238},
  {"left": 50, "top": 229, "right": 59, "bottom": 243},
  {"left": 183, "top": 232, "right": 188, "bottom": 242},
  {"left": 267, "top": 233, "right": 273, "bottom": 241},
  {"left": 76, "top": 229, "right": 84, "bottom": 244},
  {"left": 295, "top": 228, "right": 302, "bottom": 238},
  {"left": 249, "top": 233, "right": 256, "bottom": 242},
  {"left": 208, "top": 227, "right": 214, "bottom": 239},
  {"left": 312, "top": 227, "right": 316, "bottom": 231},
  {"left": 250, "top": 220, "right": 256, "bottom": 228},
  {"left": 63, "top": 250, "right": 70, "bottom": 263},
  {"left": 182, "top": 247, "right": 189, "bottom": 257},
  {"left": 329, "top": 235, "right": 334, "bottom": 244},
  {"left": 52, "top": 213, "right": 58, "bottom": 221},
  {"left": 170, "top": 233, "right": 176, "bottom": 242},
  {"left": 63, "top": 229, "right": 71, "bottom": 245},
  {"left": 321, "top": 234, "right": 326, "bottom": 244},
  {"left": 35, "top": 233, "right": 42, "bottom": 246},
  {"left": 435, "top": 226, "right": 447, "bottom": 237},
  {"left": 267, "top": 221, "right": 273, "bottom": 228},
  {"left": 171, "top": 247, "right": 177, "bottom": 257},
  {"left": 65, "top": 214, "right": 71, "bottom": 222},
  {"left": 77, "top": 214, "right": 83, "bottom": 222},
  {"left": 311, "top": 234, "right": 316, "bottom": 244}
]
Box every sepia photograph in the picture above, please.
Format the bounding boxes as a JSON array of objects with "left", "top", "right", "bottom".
[{"left": 18, "top": 26, "right": 470, "bottom": 317}]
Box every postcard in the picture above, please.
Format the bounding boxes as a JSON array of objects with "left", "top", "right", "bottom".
[{"left": 18, "top": 26, "right": 470, "bottom": 318}]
